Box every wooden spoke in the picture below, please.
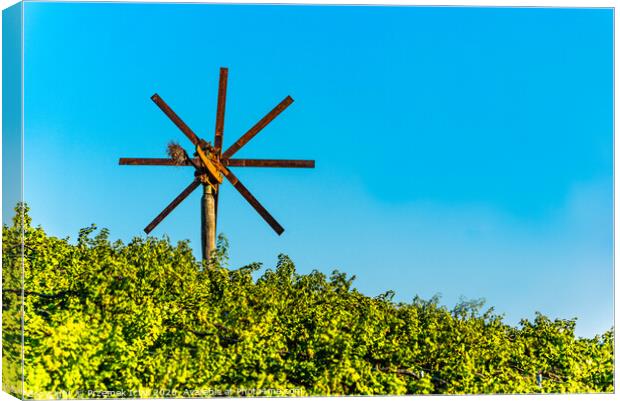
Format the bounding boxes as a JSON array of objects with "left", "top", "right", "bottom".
[
  {"left": 215, "top": 162, "right": 284, "bottom": 235},
  {"left": 195, "top": 146, "right": 223, "bottom": 184},
  {"left": 144, "top": 179, "right": 201, "bottom": 234},
  {"left": 119, "top": 157, "right": 199, "bottom": 166},
  {"left": 224, "top": 159, "right": 315, "bottom": 168},
  {"left": 214, "top": 67, "right": 228, "bottom": 153},
  {"left": 151, "top": 93, "right": 201, "bottom": 146},
  {"left": 221, "top": 96, "right": 294, "bottom": 159}
]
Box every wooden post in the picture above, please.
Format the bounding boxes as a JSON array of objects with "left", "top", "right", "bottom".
[{"left": 201, "top": 184, "right": 216, "bottom": 261}]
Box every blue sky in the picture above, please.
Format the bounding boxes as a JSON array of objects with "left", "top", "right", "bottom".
[{"left": 16, "top": 3, "right": 612, "bottom": 337}]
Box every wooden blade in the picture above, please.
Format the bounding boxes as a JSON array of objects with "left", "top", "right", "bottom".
[
  {"left": 195, "top": 146, "right": 223, "bottom": 184},
  {"left": 216, "top": 163, "right": 284, "bottom": 235},
  {"left": 221, "top": 96, "right": 294, "bottom": 159},
  {"left": 119, "top": 157, "right": 199, "bottom": 166},
  {"left": 214, "top": 67, "right": 228, "bottom": 153},
  {"left": 151, "top": 93, "right": 201, "bottom": 146},
  {"left": 224, "top": 159, "right": 315, "bottom": 168},
  {"left": 144, "top": 179, "right": 201, "bottom": 234}
]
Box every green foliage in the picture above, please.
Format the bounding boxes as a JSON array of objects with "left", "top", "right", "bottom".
[{"left": 2, "top": 205, "right": 614, "bottom": 397}]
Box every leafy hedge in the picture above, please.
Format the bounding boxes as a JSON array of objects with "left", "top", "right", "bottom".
[{"left": 2, "top": 205, "right": 614, "bottom": 397}]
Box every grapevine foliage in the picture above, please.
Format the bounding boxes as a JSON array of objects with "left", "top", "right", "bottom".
[{"left": 2, "top": 204, "right": 614, "bottom": 397}]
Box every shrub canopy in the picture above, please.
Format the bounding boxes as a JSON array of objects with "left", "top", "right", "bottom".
[{"left": 2, "top": 205, "right": 614, "bottom": 397}]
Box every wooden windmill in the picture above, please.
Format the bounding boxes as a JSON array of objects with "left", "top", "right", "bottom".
[{"left": 119, "top": 67, "right": 315, "bottom": 260}]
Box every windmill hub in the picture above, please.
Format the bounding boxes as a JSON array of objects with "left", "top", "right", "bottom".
[{"left": 119, "top": 67, "right": 315, "bottom": 261}]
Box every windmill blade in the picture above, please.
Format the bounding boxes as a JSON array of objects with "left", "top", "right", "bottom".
[
  {"left": 217, "top": 163, "right": 284, "bottom": 235},
  {"left": 119, "top": 157, "right": 199, "bottom": 166},
  {"left": 151, "top": 93, "right": 201, "bottom": 146},
  {"left": 224, "top": 159, "right": 315, "bottom": 168},
  {"left": 221, "top": 96, "right": 294, "bottom": 159},
  {"left": 214, "top": 67, "right": 228, "bottom": 152},
  {"left": 144, "top": 179, "right": 201, "bottom": 234}
]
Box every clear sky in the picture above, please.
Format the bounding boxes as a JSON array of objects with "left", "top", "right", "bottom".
[{"left": 18, "top": 3, "right": 612, "bottom": 338}]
